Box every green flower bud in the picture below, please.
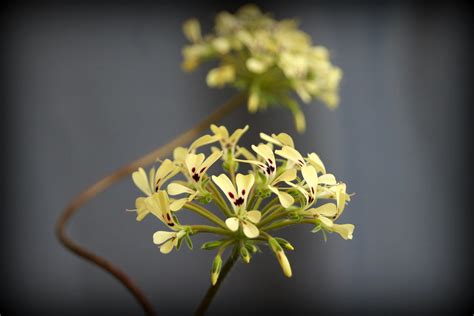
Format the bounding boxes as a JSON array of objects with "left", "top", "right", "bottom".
[
  {"left": 274, "top": 237, "right": 295, "bottom": 251},
  {"left": 268, "top": 237, "right": 292, "bottom": 278},
  {"left": 201, "top": 240, "right": 223, "bottom": 250},
  {"left": 240, "top": 246, "right": 251, "bottom": 263},
  {"left": 211, "top": 255, "right": 223, "bottom": 285}
]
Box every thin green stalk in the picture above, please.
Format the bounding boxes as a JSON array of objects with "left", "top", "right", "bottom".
[
  {"left": 262, "top": 219, "right": 316, "bottom": 232},
  {"left": 260, "top": 197, "right": 280, "bottom": 215},
  {"left": 258, "top": 207, "right": 285, "bottom": 227},
  {"left": 195, "top": 246, "right": 239, "bottom": 316},
  {"left": 252, "top": 197, "right": 263, "bottom": 210},
  {"left": 190, "top": 225, "right": 234, "bottom": 237},
  {"left": 184, "top": 202, "right": 227, "bottom": 229}
]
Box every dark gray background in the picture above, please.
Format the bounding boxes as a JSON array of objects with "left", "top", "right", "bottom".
[{"left": 2, "top": 1, "right": 472, "bottom": 315}]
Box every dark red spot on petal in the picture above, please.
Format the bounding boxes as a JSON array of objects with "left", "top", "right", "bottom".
[
  {"left": 191, "top": 167, "right": 196, "bottom": 173},
  {"left": 234, "top": 197, "right": 244, "bottom": 206},
  {"left": 192, "top": 173, "right": 200, "bottom": 182},
  {"left": 200, "top": 167, "right": 206, "bottom": 174},
  {"left": 228, "top": 192, "right": 234, "bottom": 199},
  {"left": 241, "top": 189, "right": 246, "bottom": 195}
]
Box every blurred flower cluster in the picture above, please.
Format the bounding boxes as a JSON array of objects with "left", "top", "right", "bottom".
[
  {"left": 130, "top": 125, "right": 354, "bottom": 283},
  {"left": 182, "top": 4, "right": 342, "bottom": 132}
]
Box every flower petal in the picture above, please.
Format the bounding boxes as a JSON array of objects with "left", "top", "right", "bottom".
[
  {"left": 212, "top": 174, "right": 237, "bottom": 207},
  {"left": 301, "top": 165, "right": 318, "bottom": 195},
  {"left": 269, "top": 186, "right": 294, "bottom": 208},
  {"left": 260, "top": 132, "right": 294, "bottom": 148},
  {"left": 189, "top": 134, "right": 219, "bottom": 151},
  {"left": 275, "top": 146, "right": 306, "bottom": 167},
  {"left": 307, "top": 153, "right": 326, "bottom": 174},
  {"left": 330, "top": 223, "right": 354, "bottom": 240},
  {"left": 153, "top": 231, "right": 175, "bottom": 245},
  {"left": 236, "top": 173, "right": 255, "bottom": 208},
  {"left": 273, "top": 168, "right": 297, "bottom": 183},
  {"left": 185, "top": 153, "right": 205, "bottom": 177},
  {"left": 307, "top": 203, "right": 337, "bottom": 217},
  {"left": 246, "top": 210, "right": 262, "bottom": 223},
  {"left": 200, "top": 151, "right": 223, "bottom": 174},
  {"left": 132, "top": 168, "right": 152, "bottom": 196},
  {"left": 170, "top": 198, "right": 187, "bottom": 212},
  {"left": 242, "top": 221, "right": 260, "bottom": 238},
  {"left": 225, "top": 217, "right": 240, "bottom": 232},
  {"left": 154, "top": 159, "right": 178, "bottom": 190},
  {"left": 159, "top": 239, "right": 175, "bottom": 254},
  {"left": 319, "top": 173, "right": 337, "bottom": 185},
  {"left": 167, "top": 182, "right": 194, "bottom": 196}
]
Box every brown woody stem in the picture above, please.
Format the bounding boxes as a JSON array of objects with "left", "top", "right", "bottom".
[{"left": 55, "top": 93, "right": 246, "bottom": 316}]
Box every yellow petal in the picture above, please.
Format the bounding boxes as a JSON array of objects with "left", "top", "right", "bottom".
[
  {"left": 189, "top": 134, "right": 219, "bottom": 151},
  {"left": 132, "top": 168, "right": 152, "bottom": 196},
  {"left": 159, "top": 239, "right": 175, "bottom": 254},
  {"left": 275, "top": 146, "right": 306, "bottom": 167},
  {"left": 225, "top": 217, "right": 240, "bottom": 232},
  {"left": 200, "top": 151, "right": 223, "bottom": 174},
  {"left": 135, "top": 197, "right": 148, "bottom": 221},
  {"left": 236, "top": 173, "right": 255, "bottom": 208},
  {"left": 307, "top": 153, "right": 326, "bottom": 174},
  {"left": 246, "top": 57, "right": 268, "bottom": 73},
  {"left": 153, "top": 231, "right": 175, "bottom": 245},
  {"left": 331, "top": 223, "right": 354, "bottom": 240},
  {"left": 269, "top": 186, "right": 294, "bottom": 208},
  {"left": 274, "top": 169, "right": 297, "bottom": 183},
  {"left": 319, "top": 173, "right": 337, "bottom": 185},
  {"left": 183, "top": 18, "right": 201, "bottom": 43},
  {"left": 228, "top": 125, "right": 249, "bottom": 147},
  {"left": 210, "top": 124, "right": 229, "bottom": 140},
  {"left": 169, "top": 198, "right": 187, "bottom": 212},
  {"left": 301, "top": 165, "right": 318, "bottom": 194},
  {"left": 167, "top": 183, "right": 194, "bottom": 196},
  {"left": 307, "top": 203, "right": 337, "bottom": 217},
  {"left": 246, "top": 210, "right": 262, "bottom": 223},
  {"left": 242, "top": 221, "right": 259, "bottom": 238},
  {"left": 212, "top": 174, "right": 236, "bottom": 207},
  {"left": 248, "top": 91, "right": 259, "bottom": 113},
  {"left": 155, "top": 159, "right": 177, "bottom": 190},
  {"left": 260, "top": 132, "right": 295, "bottom": 148}
]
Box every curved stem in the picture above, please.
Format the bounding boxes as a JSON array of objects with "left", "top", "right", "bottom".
[
  {"left": 55, "top": 93, "right": 246, "bottom": 316},
  {"left": 195, "top": 247, "right": 239, "bottom": 316},
  {"left": 184, "top": 202, "right": 227, "bottom": 229}
]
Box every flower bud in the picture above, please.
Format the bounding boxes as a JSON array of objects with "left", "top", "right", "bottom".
[
  {"left": 269, "top": 237, "right": 292, "bottom": 278},
  {"left": 240, "top": 246, "right": 251, "bottom": 263},
  {"left": 211, "top": 255, "right": 223, "bottom": 285},
  {"left": 201, "top": 240, "right": 223, "bottom": 250},
  {"left": 274, "top": 237, "right": 295, "bottom": 251}
]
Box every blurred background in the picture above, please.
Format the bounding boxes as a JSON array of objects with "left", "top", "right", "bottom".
[{"left": 1, "top": 1, "right": 472, "bottom": 315}]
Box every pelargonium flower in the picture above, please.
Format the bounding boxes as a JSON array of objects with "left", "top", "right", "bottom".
[
  {"left": 182, "top": 4, "right": 343, "bottom": 132},
  {"left": 129, "top": 125, "right": 354, "bottom": 283}
]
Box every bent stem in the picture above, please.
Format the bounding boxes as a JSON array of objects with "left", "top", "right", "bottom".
[
  {"left": 195, "top": 247, "right": 239, "bottom": 316},
  {"left": 55, "top": 93, "right": 246, "bottom": 316}
]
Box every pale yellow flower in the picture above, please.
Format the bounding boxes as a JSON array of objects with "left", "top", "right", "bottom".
[
  {"left": 129, "top": 125, "right": 354, "bottom": 282},
  {"left": 182, "top": 5, "right": 343, "bottom": 132},
  {"left": 153, "top": 230, "right": 186, "bottom": 254}
]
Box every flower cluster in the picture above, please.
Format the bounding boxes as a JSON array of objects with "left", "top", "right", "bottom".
[
  {"left": 130, "top": 125, "right": 354, "bottom": 283},
  {"left": 182, "top": 4, "right": 343, "bottom": 132}
]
